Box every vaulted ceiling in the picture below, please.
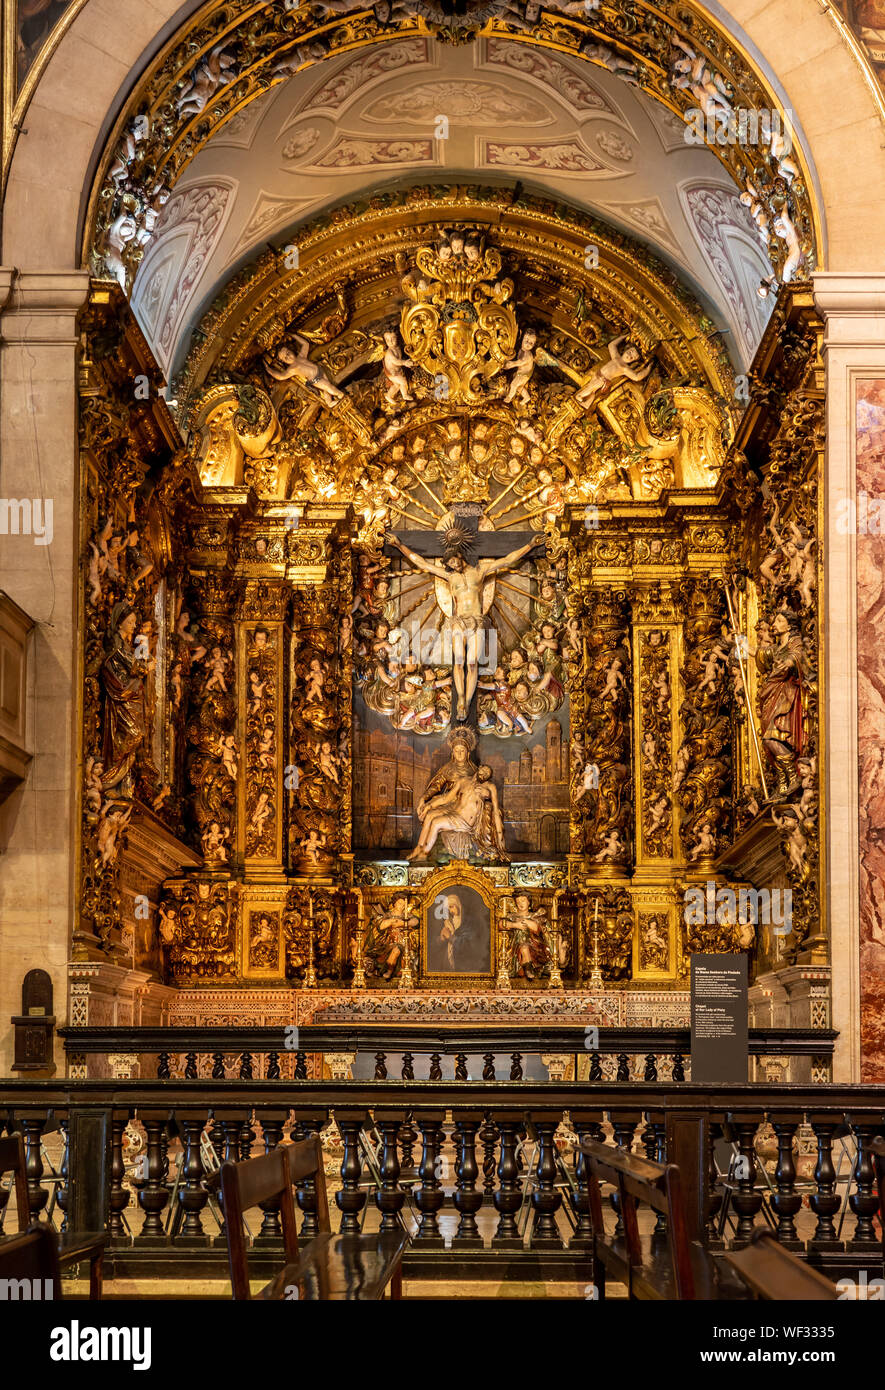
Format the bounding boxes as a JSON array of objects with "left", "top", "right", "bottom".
[{"left": 131, "top": 35, "right": 774, "bottom": 379}]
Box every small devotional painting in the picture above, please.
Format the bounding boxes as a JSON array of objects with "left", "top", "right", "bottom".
[{"left": 423, "top": 882, "right": 492, "bottom": 977}]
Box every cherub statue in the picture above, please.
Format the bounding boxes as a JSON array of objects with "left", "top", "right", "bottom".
[
  {"left": 594, "top": 828, "right": 625, "bottom": 863},
  {"left": 177, "top": 44, "right": 237, "bottom": 120},
  {"left": 264, "top": 333, "right": 346, "bottom": 408},
  {"left": 251, "top": 792, "right": 273, "bottom": 836},
  {"left": 202, "top": 820, "right": 230, "bottom": 861},
  {"left": 697, "top": 638, "right": 730, "bottom": 693},
  {"left": 576, "top": 334, "right": 653, "bottom": 408},
  {"left": 299, "top": 827, "right": 328, "bottom": 866},
  {"left": 218, "top": 734, "right": 238, "bottom": 780},
  {"left": 379, "top": 329, "right": 413, "bottom": 404},
  {"left": 204, "top": 646, "right": 228, "bottom": 694},
  {"left": 647, "top": 795, "right": 670, "bottom": 835},
  {"left": 669, "top": 37, "right": 733, "bottom": 122},
  {"left": 503, "top": 329, "right": 537, "bottom": 405},
  {"left": 84, "top": 757, "right": 104, "bottom": 816},
  {"left": 600, "top": 655, "right": 626, "bottom": 700},
  {"left": 304, "top": 657, "right": 328, "bottom": 704},
  {"left": 771, "top": 807, "right": 809, "bottom": 878},
  {"left": 690, "top": 823, "right": 717, "bottom": 861},
  {"left": 97, "top": 802, "right": 132, "bottom": 868}
]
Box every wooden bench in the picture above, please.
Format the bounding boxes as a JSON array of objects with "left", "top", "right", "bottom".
[
  {"left": 0, "top": 1132, "right": 106, "bottom": 1298},
  {"left": 582, "top": 1138, "right": 746, "bottom": 1301},
  {"left": 0, "top": 1223, "right": 61, "bottom": 1299},
  {"left": 220, "top": 1135, "right": 408, "bottom": 1300},
  {"left": 723, "top": 1227, "right": 840, "bottom": 1300}
]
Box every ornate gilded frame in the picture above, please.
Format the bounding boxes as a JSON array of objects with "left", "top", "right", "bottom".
[{"left": 417, "top": 862, "right": 498, "bottom": 985}]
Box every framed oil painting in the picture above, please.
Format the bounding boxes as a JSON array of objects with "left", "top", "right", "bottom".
[{"left": 421, "top": 867, "right": 494, "bottom": 979}]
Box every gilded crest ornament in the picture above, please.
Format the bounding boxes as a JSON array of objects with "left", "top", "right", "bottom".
[{"left": 399, "top": 229, "right": 518, "bottom": 403}]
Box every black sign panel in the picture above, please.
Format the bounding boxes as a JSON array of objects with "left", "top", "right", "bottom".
[{"left": 690, "top": 953, "right": 748, "bottom": 1084}]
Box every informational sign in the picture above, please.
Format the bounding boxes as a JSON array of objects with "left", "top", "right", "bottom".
[{"left": 690, "top": 953, "right": 748, "bottom": 1083}]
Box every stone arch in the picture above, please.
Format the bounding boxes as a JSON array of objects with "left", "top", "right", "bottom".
[{"left": 3, "top": 0, "right": 885, "bottom": 273}]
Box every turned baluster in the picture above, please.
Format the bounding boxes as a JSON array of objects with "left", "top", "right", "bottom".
[
  {"left": 770, "top": 1118, "right": 802, "bottom": 1247},
  {"left": 455, "top": 1053, "right": 468, "bottom": 1081},
  {"left": 184, "top": 1051, "right": 198, "bottom": 1080},
  {"left": 374, "top": 1052, "right": 388, "bottom": 1080},
  {"left": 239, "top": 1052, "right": 254, "bottom": 1081},
  {"left": 652, "top": 1119, "right": 668, "bottom": 1235},
  {"left": 482, "top": 1053, "right": 495, "bottom": 1081},
  {"left": 267, "top": 1052, "right": 281, "bottom": 1081},
  {"left": 374, "top": 1112, "right": 406, "bottom": 1234},
  {"left": 641, "top": 1113, "right": 665, "bottom": 1236},
  {"left": 809, "top": 1118, "right": 842, "bottom": 1248},
  {"left": 157, "top": 1051, "right": 171, "bottom": 1079},
  {"left": 176, "top": 1114, "right": 210, "bottom": 1243},
  {"left": 480, "top": 1113, "right": 499, "bottom": 1194},
  {"left": 336, "top": 1114, "right": 367, "bottom": 1234},
  {"left": 493, "top": 1115, "right": 523, "bottom": 1246},
  {"left": 609, "top": 1115, "right": 638, "bottom": 1237},
  {"left": 644, "top": 1054, "right": 658, "bottom": 1083},
  {"left": 672, "top": 1053, "right": 685, "bottom": 1082},
  {"left": 256, "top": 1113, "right": 286, "bottom": 1241},
  {"left": 108, "top": 1114, "right": 131, "bottom": 1241},
  {"left": 848, "top": 1120, "right": 880, "bottom": 1249},
  {"left": 211, "top": 1052, "right": 225, "bottom": 1080},
  {"left": 530, "top": 1114, "right": 564, "bottom": 1248},
  {"left": 239, "top": 1112, "right": 256, "bottom": 1162},
  {"left": 705, "top": 1122, "right": 724, "bottom": 1246},
  {"left": 294, "top": 1050, "right": 308, "bottom": 1080},
  {"left": 137, "top": 1113, "right": 170, "bottom": 1243},
  {"left": 290, "top": 1112, "right": 326, "bottom": 1240},
  {"left": 413, "top": 1113, "right": 445, "bottom": 1244},
  {"left": 56, "top": 1118, "right": 70, "bottom": 1233},
  {"left": 429, "top": 1053, "right": 443, "bottom": 1081},
  {"left": 453, "top": 1115, "right": 483, "bottom": 1246},
  {"left": 730, "top": 1117, "right": 763, "bottom": 1247},
  {"left": 616, "top": 1054, "right": 630, "bottom": 1082},
  {"left": 589, "top": 1052, "right": 603, "bottom": 1082},
  {"left": 20, "top": 1115, "right": 48, "bottom": 1219},
  {"left": 510, "top": 1053, "right": 523, "bottom": 1081},
  {"left": 401, "top": 1052, "right": 415, "bottom": 1081},
  {"left": 398, "top": 1113, "right": 418, "bottom": 1177},
  {"left": 569, "top": 1115, "right": 603, "bottom": 1243}
]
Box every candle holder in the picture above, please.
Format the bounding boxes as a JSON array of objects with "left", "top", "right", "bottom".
[
  {"left": 398, "top": 897, "right": 415, "bottom": 990},
  {"left": 305, "top": 896, "right": 317, "bottom": 989},
  {"left": 548, "top": 891, "right": 563, "bottom": 989},
  {"left": 588, "top": 896, "right": 604, "bottom": 991},
  {"left": 496, "top": 896, "right": 511, "bottom": 991},
  {"left": 352, "top": 890, "right": 366, "bottom": 990}
]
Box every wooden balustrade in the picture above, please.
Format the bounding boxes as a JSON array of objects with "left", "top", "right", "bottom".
[{"left": 2, "top": 1075, "right": 883, "bottom": 1282}]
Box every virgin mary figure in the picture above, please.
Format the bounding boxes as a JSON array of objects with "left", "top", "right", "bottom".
[{"left": 100, "top": 601, "right": 151, "bottom": 796}]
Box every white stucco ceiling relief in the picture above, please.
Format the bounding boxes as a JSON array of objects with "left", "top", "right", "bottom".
[{"left": 130, "top": 35, "right": 776, "bottom": 377}]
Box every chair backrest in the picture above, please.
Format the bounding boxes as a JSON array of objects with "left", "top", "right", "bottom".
[
  {"left": 220, "top": 1147, "right": 300, "bottom": 1300},
  {"left": 582, "top": 1139, "right": 695, "bottom": 1300},
  {"left": 723, "top": 1227, "right": 840, "bottom": 1300},
  {"left": 284, "top": 1134, "right": 332, "bottom": 1235},
  {"left": 0, "top": 1224, "right": 61, "bottom": 1299},
  {"left": 0, "top": 1132, "right": 31, "bottom": 1233}
]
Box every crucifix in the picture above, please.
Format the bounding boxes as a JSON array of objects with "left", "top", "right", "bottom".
[{"left": 383, "top": 507, "right": 541, "bottom": 722}]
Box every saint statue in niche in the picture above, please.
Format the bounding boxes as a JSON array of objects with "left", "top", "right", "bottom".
[
  {"left": 408, "top": 727, "right": 508, "bottom": 863},
  {"left": 100, "top": 601, "right": 153, "bottom": 796}
]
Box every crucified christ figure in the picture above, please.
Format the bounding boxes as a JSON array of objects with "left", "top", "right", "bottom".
[{"left": 386, "top": 531, "right": 540, "bottom": 721}]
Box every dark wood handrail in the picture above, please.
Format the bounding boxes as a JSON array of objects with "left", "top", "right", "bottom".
[
  {"left": 55, "top": 1024, "right": 837, "bottom": 1056},
  {"left": 0, "top": 1079, "right": 878, "bottom": 1111}
]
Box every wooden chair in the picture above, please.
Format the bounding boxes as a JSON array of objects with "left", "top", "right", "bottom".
[
  {"left": 723, "top": 1227, "right": 840, "bottom": 1300},
  {"left": 220, "top": 1135, "right": 408, "bottom": 1300},
  {"left": 0, "top": 1132, "right": 106, "bottom": 1298},
  {"left": 582, "top": 1139, "right": 746, "bottom": 1301},
  {"left": 0, "top": 1224, "right": 61, "bottom": 1300}
]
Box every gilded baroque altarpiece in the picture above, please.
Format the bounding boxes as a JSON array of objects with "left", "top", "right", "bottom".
[{"left": 72, "top": 185, "right": 826, "bottom": 1036}]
